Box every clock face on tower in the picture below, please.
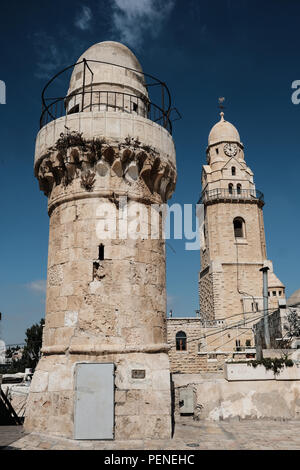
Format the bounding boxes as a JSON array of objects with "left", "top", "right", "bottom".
[{"left": 224, "top": 143, "right": 238, "bottom": 157}]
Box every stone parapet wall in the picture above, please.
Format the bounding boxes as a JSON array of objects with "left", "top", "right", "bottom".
[
  {"left": 35, "top": 112, "right": 176, "bottom": 169},
  {"left": 172, "top": 373, "right": 300, "bottom": 421}
]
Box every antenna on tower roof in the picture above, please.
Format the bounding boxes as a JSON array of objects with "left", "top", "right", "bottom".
[{"left": 218, "top": 97, "right": 226, "bottom": 121}]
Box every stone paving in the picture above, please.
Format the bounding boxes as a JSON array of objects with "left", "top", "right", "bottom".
[
  {"left": 0, "top": 426, "right": 26, "bottom": 450},
  {"left": 2, "top": 418, "right": 300, "bottom": 450}
]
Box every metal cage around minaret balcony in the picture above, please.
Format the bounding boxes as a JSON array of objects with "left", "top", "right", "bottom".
[{"left": 39, "top": 58, "right": 181, "bottom": 134}]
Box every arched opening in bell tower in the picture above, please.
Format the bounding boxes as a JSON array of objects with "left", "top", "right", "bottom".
[{"left": 233, "top": 217, "right": 245, "bottom": 238}]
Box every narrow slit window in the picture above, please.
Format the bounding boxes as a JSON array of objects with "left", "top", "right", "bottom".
[
  {"left": 237, "top": 183, "right": 242, "bottom": 194},
  {"left": 228, "top": 183, "right": 233, "bottom": 195},
  {"left": 98, "top": 244, "right": 104, "bottom": 261},
  {"left": 232, "top": 166, "right": 236, "bottom": 176}
]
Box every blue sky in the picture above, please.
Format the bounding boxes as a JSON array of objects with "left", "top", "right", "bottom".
[{"left": 1, "top": 0, "right": 300, "bottom": 344}]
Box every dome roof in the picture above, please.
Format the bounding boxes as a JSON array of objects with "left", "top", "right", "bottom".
[
  {"left": 77, "top": 41, "right": 143, "bottom": 73},
  {"left": 208, "top": 113, "right": 241, "bottom": 146},
  {"left": 67, "top": 41, "right": 147, "bottom": 98},
  {"left": 287, "top": 289, "right": 300, "bottom": 307},
  {"left": 268, "top": 271, "right": 285, "bottom": 289}
]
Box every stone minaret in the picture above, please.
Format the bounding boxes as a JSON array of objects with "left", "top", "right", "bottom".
[
  {"left": 199, "top": 112, "right": 285, "bottom": 337},
  {"left": 25, "top": 42, "right": 176, "bottom": 440}
]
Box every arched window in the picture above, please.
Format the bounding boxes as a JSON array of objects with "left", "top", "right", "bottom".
[
  {"left": 233, "top": 217, "right": 245, "bottom": 238},
  {"left": 228, "top": 183, "right": 233, "bottom": 195},
  {"left": 176, "top": 331, "right": 187, "bottom": 351},
  {"left": 237, "top": 184, "right": 242, "bottom": 195},
  {"left": 231, "top": 166, "right": 236, "bottom": 176}
]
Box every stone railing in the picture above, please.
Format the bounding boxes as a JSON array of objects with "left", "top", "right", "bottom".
[{"left": 199, "top": 188, "right": 264, "bottom": 205}]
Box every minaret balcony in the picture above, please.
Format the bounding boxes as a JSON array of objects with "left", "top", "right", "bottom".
[
  {"left": 39, "top": 58, "right": 181, "bottom": 134},
  {"left": 199, "top": 188, "right": 264, "bottom": 206}
]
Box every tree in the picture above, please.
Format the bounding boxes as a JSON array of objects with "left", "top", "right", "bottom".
[
  {"left": 5, "top": 345, "right": 20, "bottom": 359},
  {"left": 6, "top": 318, "right": 45, "bottom": 373},
  {"left": 21, "top": 318, "right": 45, "bottom": 369},
  {"left": 284, "top": 309, "right": 300, "bottom": 339}
]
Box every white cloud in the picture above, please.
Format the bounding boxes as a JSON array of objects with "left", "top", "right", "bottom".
[
  {"left": 33, "top": 32, "right": 67, "bottom": 79},
  {"left": 33, "top": 30, "right": 89, "bottom": 80},
  {"left": 74, "top": 5, "right": 93, "bottom": 31},
  {"left": 111, "top": 0, "right": 175, "bottom": 49},
  {"left": 26, "top": 280, "right": 47, "bottom": 294}
]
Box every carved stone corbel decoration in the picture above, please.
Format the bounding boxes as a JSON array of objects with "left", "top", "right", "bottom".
[
  {"left": 111, "top": 157, "right": 123, "bottom": 177},
  {"left": 35, "top": 130, "right": 176, "bottom": 200},
  {"left": 81, "top": 170, "right": 96, "bottom": 191},
  {"left": 96, "top": 160, "right": 110, "bottom": 177},
  {"left": 125, "top": 160, "right": 139, "bottom": 182},
  {"left": 102, "top": 145, "right": 115, "bottom": 165}
]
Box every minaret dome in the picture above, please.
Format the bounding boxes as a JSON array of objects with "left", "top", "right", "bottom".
[
  {"left": 208, "top": 112, "right": 241, "bottom": 147},
  {"left": 66, "top": 41, "right": 149, "bottom": 116}
]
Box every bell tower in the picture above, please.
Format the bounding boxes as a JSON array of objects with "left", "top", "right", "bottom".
[
  {"left": 199, "top": 111, "right": 285, "bottom": 339},
  {"left": 25, "top": 41, "right": 177, "bottom": 440}
]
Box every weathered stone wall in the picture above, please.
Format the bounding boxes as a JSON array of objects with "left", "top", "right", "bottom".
[
  {"left": 206, "top": 202, "right": 265, "bottom": 264},
  {"left": 167, "top": 318, "right": 253, "bottom": 374},
  {"left": 221, "top": 263, "right": 264, "bottom": 339},
  {"left": 198, "top": 200, "right": 280, "bottom": 343},
  {"left": 172, "top": 373, "right": 300, "bottom": 422},
  {"left": 43, "top": 198, "right": 167, "bottom": 352},
  {"left": 26, "top": 352, "right": 171, "bottom": 439},
  {"left": 167, "top": 319, "right": 225, "bottom": 373},
  {"left": 198, "top": 270, "right": 214, "bottom": 322}
]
